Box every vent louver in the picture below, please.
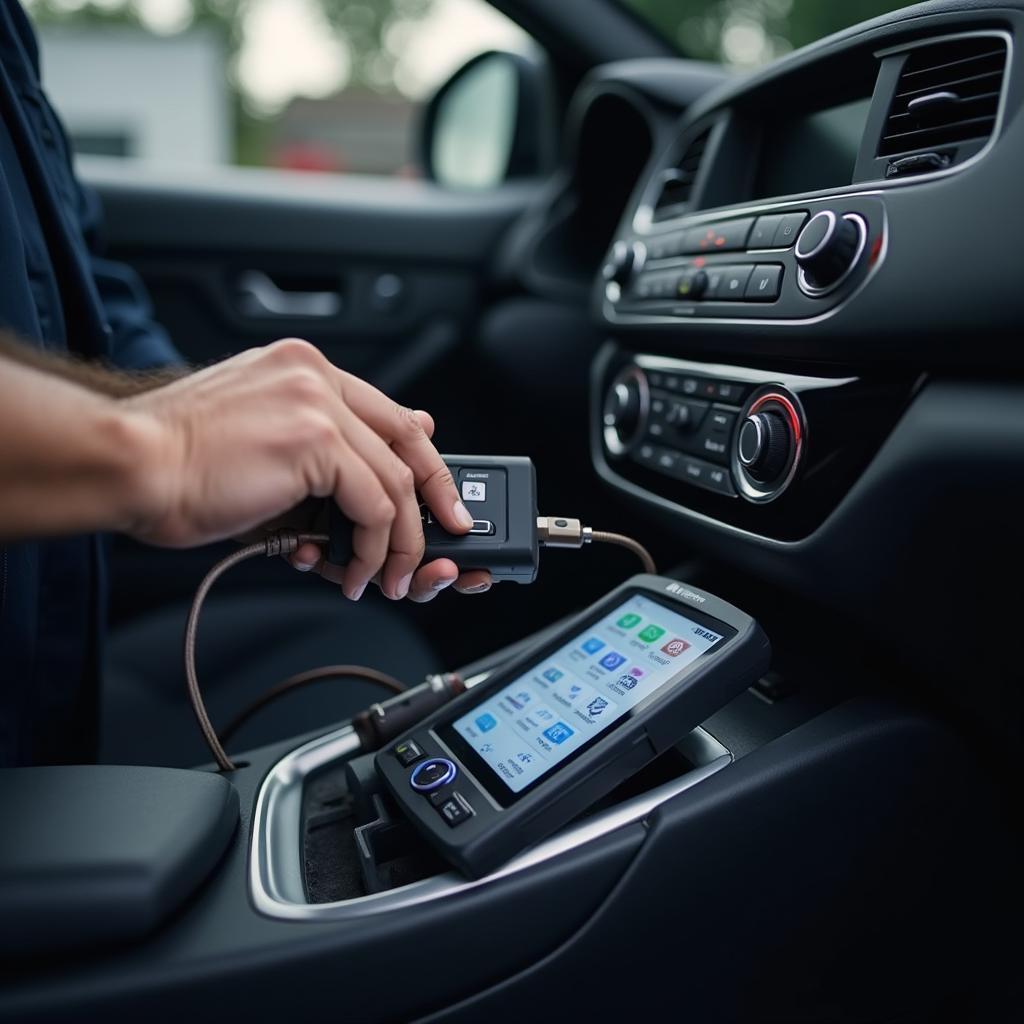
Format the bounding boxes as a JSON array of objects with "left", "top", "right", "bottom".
[
  {"left": 878, "top": 35, "right": 1007, "bottom": 159},
  {"left": 653, "top": 127, "right": 711, "bottom": 217}
]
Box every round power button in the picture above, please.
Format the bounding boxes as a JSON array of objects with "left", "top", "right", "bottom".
[{"left": 410, "top": 758, "right": 457, "bottom": 792}]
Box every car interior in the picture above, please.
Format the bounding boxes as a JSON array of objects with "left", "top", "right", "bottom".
[{"left": 2, "top": 0, "right": 1022, "bottom": 1019}]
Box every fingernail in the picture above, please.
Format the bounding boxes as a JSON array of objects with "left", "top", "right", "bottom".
[
  {"left": 349, "top": 583, "right": 366, "bottom": 601},
  {"left": 294, "top": 561, "right": 315, "bottom": 573},
  {"left": 454, "top": 501, "right": 474, "bottom": 530},
  {"left": 396, "top": 573, "right": 413, "bottom": 599},
  {"left": 433, "top": 576, "right": 457, "bottom": 591},
  {"left": 463, "top": 582, "right": 491, "bottom": 594}
]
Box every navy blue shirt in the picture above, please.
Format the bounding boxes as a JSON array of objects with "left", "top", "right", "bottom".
[{"left": 0, "top": 0, "right": 180, "bottom": 766}]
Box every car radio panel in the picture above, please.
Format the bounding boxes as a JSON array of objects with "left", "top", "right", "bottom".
[{"left": 601, "top": 195, "right": 886, "bottom": 324}]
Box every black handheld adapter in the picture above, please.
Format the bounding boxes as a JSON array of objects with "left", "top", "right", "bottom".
[{"left": 328, "top": 455, "right": 540, "bottom": 583}]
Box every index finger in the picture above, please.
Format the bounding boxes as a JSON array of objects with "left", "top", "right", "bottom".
[{"left": 337, "top": 376, "right": 473, "bottom": 534}]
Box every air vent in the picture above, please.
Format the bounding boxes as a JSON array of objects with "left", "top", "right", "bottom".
[
  {"left": 878, "top": 35, "right": 1007, "bottom": 160},
  {"left": 653, "top": 128, "right": 711, "bottom": 217}
]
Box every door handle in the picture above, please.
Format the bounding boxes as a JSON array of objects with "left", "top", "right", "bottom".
[{"left": 236, "top": 270, "right": 342, "bottom": 318}]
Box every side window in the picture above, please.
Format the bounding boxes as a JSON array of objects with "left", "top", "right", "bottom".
[{"left": 27, "top": 0, "right": 532, "bottom": 178}]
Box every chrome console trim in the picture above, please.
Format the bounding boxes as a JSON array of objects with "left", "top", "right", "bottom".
[{"left": 249, "top": 716, "right": 731, "bottom": 922}]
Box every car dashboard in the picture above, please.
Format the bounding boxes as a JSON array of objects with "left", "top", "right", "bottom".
[{"left": 506, "top": 0, "right": 1024, "bottom": 733}]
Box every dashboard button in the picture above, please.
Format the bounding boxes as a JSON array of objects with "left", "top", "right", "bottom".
[
  {"left": 705, "top": 464, "right": 736, "bottom": 496},
  {"left": 772, "top": 211, "right": 808, "bottom": 248},
  {"left": 684, "top": 218, "right": 754, "bottom": 254},
  {"left": 654, "top": 448, "right": 682, "bottom": 474},
  {"left": 708, "top": 407, "right": 736, "bottom": 434},
  {"left": 745, "top": 265, "right": 783, "bottom": 301},
  {"left": 634, "top": 442, "right": 660, "bottom": 468},
  {"left": 678, "top": 455, "right": 708, "bottom": 485},
  {"left": 748, "top": 214, "right": 784, "bottom": 248},
  {"left": 669, "top": 398, "right": 709, "bottom": 430},
  {"left": 717, "top": 266, "right": 754, "bottom": 300},
  {"left": 676, "top": 269, "right": 708, "bottom": 300},
  {"left": 713, "top": 380, "right": 747, "bottom": 404}
]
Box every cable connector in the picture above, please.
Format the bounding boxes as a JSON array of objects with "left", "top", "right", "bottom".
[
  {"left": 264, "top": 529, "right": 300, "bottom": 557},
  {"left": 536, "top": 516, "right": 657, "bottom": 574},
  {"left": 535, "top": 516, "right": 593, "bottom": 549},
  {"left": 352, "top": 672, "right": 466, "bottom": 750}
]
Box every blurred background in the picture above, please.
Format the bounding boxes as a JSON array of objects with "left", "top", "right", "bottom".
[{"left": 27, "top": 0, "right": 903, "bottom": 175}]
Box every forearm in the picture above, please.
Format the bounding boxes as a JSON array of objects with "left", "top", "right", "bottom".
[
  {"left": 0, "top": 355, "right": 161, "bottom": 540},
  {"left": 0, "top": 333, "right": 186, "bottom": 397}
]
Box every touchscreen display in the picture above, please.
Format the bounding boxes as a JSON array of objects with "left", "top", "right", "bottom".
[{"left": 448, "top": 594, "right": 727, "bottom": 795}]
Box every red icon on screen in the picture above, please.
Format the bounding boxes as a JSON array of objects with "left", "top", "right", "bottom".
[{"left": 660, "top": 638, "right": 692, "bottom": 657}]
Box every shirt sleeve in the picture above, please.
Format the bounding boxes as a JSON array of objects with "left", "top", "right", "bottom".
[{"left": 73, "top": 172, "right": 184, "bottom": 372}]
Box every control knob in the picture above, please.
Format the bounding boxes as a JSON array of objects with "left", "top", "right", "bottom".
[
  {"left": 794, "top": 210, "right": 867, "bottom": 296},
  {"left": 737, "top": 410, "right": 789, "bottom": 482},
  {"left": 602, "top": 366, "right": 649, "bottom": 456},
  {"left": 602, "top": 240, "right": 645, "bottom": 289},
  {"left": 731, "top": 388, "right": 805, "bottom": 503}
]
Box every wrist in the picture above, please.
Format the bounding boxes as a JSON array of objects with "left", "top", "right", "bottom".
[{"left": 102, "top": 402, "right": 177, "bottom": 539}]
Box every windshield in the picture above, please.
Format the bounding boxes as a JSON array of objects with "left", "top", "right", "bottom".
[{"left": 622, "top": 1, "right": 912, "bottom": 67}]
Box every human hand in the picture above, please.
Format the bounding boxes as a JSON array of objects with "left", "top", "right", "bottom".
[{"left": 122, "top": 338, "right": 491, "bottom": 601}]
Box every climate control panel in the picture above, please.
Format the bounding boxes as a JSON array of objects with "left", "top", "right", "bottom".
[
  {"left": 593, "top": 350, "right": 919, "bottom": 541},
  {"left": 604, "top": 363, "right": 804, "bottom": 504},
  {"left": 601, "top": 196, "right": 885, "bottom": 323}
]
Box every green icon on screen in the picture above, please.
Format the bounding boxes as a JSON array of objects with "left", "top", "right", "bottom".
[
  {"left": 616, "top": 613, "right": 642, "bottom": 630},
  {"left": 639, "top": 624, "right": 666, "bottom": 643}
]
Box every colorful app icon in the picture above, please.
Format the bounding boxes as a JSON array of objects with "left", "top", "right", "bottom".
[
  {"left": 661, "top": 638, "right": 692, "bottom": 657},
  {"left": 616, "top": 613, "right": 642, "bottom": 630},
  {"left": 616, "top": 673, "right": 639, "bottom": 690},
  {"left": 542, "top": 667, "right": 564, "bottom": 683},
  {"left": 475, "top": 712, "right": 497, "bottom": 732},
  {"left": 581, "top": 637, "right": 606, "bottom": 655},
  {"left": 639, "top": 624, "right": 666, "bottom": 643},
  {"left": 599, "top": 651, "right": 627, "bottom": 671},
  {"left": 543, "top": 722, "right": 574, "bottom": 744}
]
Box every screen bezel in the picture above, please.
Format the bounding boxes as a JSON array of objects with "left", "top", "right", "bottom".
[{"left": 435, "top": 588, "right": 737, "bottom": 807}]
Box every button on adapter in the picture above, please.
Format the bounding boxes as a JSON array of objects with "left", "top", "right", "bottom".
[
  {"left": 410, "top": 757, "right": 458, "bottom": 792},
  {"left": 435, "top": 791, "right": 474, "bottom": 827}
]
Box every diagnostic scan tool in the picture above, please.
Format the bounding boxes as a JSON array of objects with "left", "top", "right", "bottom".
[{"left": 377, "top": 575, "right": 770, "bottom": 877}]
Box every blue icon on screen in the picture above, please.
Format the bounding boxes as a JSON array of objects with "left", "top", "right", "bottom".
[
  {"left": 599, "top": 651, "right": 627, "bottom": 671},
  {"left": 542, "top": 667, "right": 563, "bottom": 683},
  {"left": 543, "top": 722, "right": 574, "bottom": 744},
  {"left": 475, "top": 713, "right": 497, "bottom": 733},
  {"left": 581, "top": 637, "right": 606, "bottom": 655}
]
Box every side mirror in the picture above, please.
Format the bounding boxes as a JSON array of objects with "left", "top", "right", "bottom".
[{"left": 421, "top": 50, "right": 554, "bottom": 189}]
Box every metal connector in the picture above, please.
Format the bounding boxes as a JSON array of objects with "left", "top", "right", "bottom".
[{"left": 536, "top": 516, "right": 594, "bottom": 549}]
